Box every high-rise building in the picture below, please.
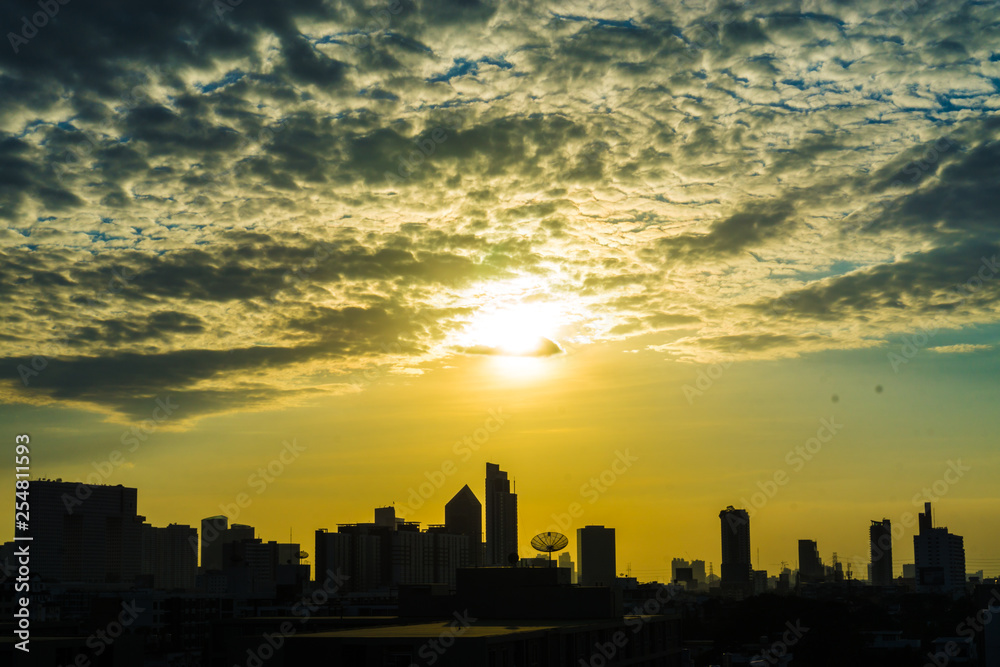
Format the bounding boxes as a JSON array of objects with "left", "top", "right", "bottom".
[
  {"left": 141, "top": 522, "right": 197, "bottom": 590},
  {"left": 690, "top": 560, "right": 707, "bottom": 587},
  {"left": 558, "top": 552, "right": 576, "bottom": 583},
  {"left": 869, "top": 519, "right": 893, "bottom": 586},
  {"left": 577, "top": 525, "right": 616, "bottom": 587},
  {"left": 671, "top": 558, "right": 690, "bottom": 584},
  {"left": 445, "top": 485, "right": 482, "bottom": 566},
  {"left": 798, "top": 539, "right": 824, "bottom": 585},
  {"left": 201, "top": 515, "right": 228, "bottom": 571},
  {"left": 31, "top": 480, "right": 142, "bottom": 584},
  {"left": 200, "top": 516, "right": 255, "bottom": 572},
  {"left": 914, "top": 502, "right": 966, "bottom": 594},
  {"left": 485, "top": 463, "right": 518, "bottom": 566},
  {"left": 317, "top": 506, "right": 472, "bottom": 593},
  {"left": 719, "top": 506, "right": 752, "bottom": 598}
]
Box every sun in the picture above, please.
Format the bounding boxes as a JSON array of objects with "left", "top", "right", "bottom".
[{"left": 459, "top": 302, "right": 563, "bottom": 356}]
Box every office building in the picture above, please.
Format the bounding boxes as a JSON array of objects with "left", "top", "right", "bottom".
[
  {"left": 719, "top": 506, "right": 752, "bottom": 598},
  {"left": 30, "top": 480, "right": 142, "bottom": 584},
  {"left": 798, "top": 539, "right": 824, "bottom": 585},
  {"left": 485, "top": 463, "right": 518, "bottom": 566},
  {"left": 140, "top": 522, "right": 197, "bottom": 590},
  {"left": 577, "top": 525, "right": 616, "bottom": 587},
  {"left": 558, "top": 552, "right": 576, "bottom": 583},
  {"left": 445, "top": 485, "right": 482, "bottom": 566},
  {"left": 200, "top": 516, "right": 256, "bottom": 572},
  {"left": 869, "top": 519, "right": 893, "bottom": 586},
  {"left": 914, "top": 502, "right": 966, "bottom": 594}
]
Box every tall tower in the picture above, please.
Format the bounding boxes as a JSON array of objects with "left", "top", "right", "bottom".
[
  {"left": 914, "top": 502, "right": 966, "bottom": 594},
  {"left": 719, "top": 506, "right": 752, "bottom": 598},
  {"left": 797, "top": 539, "right": 824, "bottom": 585},
  {"left": 485, "top": 463, "right": 518, "bottom": 566},
  {"left": 869, "top": 519, "right": 893, "bottom": 586},
  {"left": 31, "top": 480, "right": 142, "bottom": 584},
  {"left": 446, "top": 484, "right": 483, "bottom": 566},
  {"left": 577, "top": 525, "right": 616, "bottom": 587}
]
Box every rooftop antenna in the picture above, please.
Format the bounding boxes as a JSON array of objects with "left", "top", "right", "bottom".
[{"left": 530, "top": 532, "right": 569, "bottom": 562}]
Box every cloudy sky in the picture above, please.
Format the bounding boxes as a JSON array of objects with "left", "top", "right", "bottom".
[{"left": 2, "top": 0, "right": 999, "bottom": 578}]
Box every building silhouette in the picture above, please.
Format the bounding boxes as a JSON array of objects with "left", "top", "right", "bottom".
[
  {"left": 558, "top": 551, "right": 576, "bottom": 583},
  {"left": 31, "top": 480, "right": 142, "bottom": 584},
  {"left": 798, "top": 539, "right": 824, "bottom": 585},
  {"left": 485, "top": 463, "right": 518, "bottom": 566},
  {"left": 914, "top": 502, "right": 966, "bottom": 594},
  {"left": 869, "top": 519, "right": 893, "bottom": 586},
  {"left": 200, "top": 516, "right": 255, "bottom": 572},
  {"left": 316, "top": 506, "right": 472, "bottom": 592},
  {"left": 445, "top": 485, "right": 483, "bottom": 566},
  {"left": 671, "top": 558, "right": 689, "bottom": 584},
  {"left": 577, "top": 525, "right": 616, "bottom": 587},
  {"left": 140, "top": 522, "right": 197, "bottom": 590},
  {"left": 719, "top": 506, "right": 752, "bottom": 598}
]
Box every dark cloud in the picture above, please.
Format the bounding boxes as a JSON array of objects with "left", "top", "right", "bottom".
[
  {"left": 3, "top": 0, "right": 1000, "bottom": 416},
  {"left": 459, "top": 336, "right": 563, "bottom": 357}
]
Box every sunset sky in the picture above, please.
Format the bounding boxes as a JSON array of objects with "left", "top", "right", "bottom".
[{"left": 1, "top": 0, "right": 999, "bottom": 580}]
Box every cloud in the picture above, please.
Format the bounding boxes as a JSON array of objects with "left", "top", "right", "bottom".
[
  {"left": 459, "top": 336, "right": 563, "bottom": 357},
  {"left": 929, "top": 344, "right": 993, "bottom": 354},
  {"left": 2, "top": 0, "right": 1000, "bottom": 420}
]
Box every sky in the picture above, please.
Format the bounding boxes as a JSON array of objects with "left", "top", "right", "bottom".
[{"left": 1, "top": 0, "right": 999, "bottom": 581}]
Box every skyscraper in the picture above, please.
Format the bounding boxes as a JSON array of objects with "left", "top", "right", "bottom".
[
  {"left": 141, "top": 522, "right": 197, "bottom": 590},
  {"left": 719, "top": 506, "right": 752, "bottom": 598},
  {"left": 200, "top": 516, "right": 256, "bottom": 572},
  {"left": 869, "top": 519, "right": 893, "bottom": 586},
  {"left": 798, "top": 539, "right": 824, "bottom": 585},
  {"left": 201, "top": 515, "right": 228, "bottom": 571},
  {"left": 558, "top": 551, "right": 576, "bottom": 583},
  {"left": 485, "top": 463, "right": 518, "bottom": 566},
  {"left": 445, "top": 484, "right": 483, "bottom": 566},
  {"left": 577, "top": 525, "right": 616, "bottom": 587},
  {"left": 914, "top": 502, "right": 966, "bottom": 594},
  {"left": 31, "top": 480, "right": 142, "bottom": 584}
]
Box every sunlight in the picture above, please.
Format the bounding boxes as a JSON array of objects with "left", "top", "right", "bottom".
[{"left": 459, "top": 301, "right": 563, "bottom": 356}]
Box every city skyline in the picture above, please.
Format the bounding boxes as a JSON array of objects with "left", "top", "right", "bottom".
[
  {"left": 2, "top": 0, "right": 1000, "bottom": 626},
  {"left": 15, "top": 465, "right": 996, "bottom": 584}
]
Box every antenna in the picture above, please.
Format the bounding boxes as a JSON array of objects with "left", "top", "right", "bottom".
[{"left": 530, "top": 532, "right": 569, "bottom": 562}]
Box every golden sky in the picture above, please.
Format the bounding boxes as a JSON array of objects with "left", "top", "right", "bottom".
[{"left": 1, "top": 0, "right": 999, "bottom": 579}]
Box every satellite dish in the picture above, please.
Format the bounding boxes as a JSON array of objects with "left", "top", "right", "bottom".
[
  {"left": 507, "top": 552, "right": 519, "bottom": 566},
  {"left": 530, "top": 532, "right": 568, "bottom": 561},
  {"left": 297, "top": 551, "right": 309, "bottom": 559}
]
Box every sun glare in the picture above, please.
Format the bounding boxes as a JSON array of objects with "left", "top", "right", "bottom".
[{"left": 460, "top": 301, "right": 563, "bottom": 356}]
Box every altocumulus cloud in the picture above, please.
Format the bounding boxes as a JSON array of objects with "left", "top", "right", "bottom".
[{"left": 2, "top": 0, "right": 1000, "bottom": 420}]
